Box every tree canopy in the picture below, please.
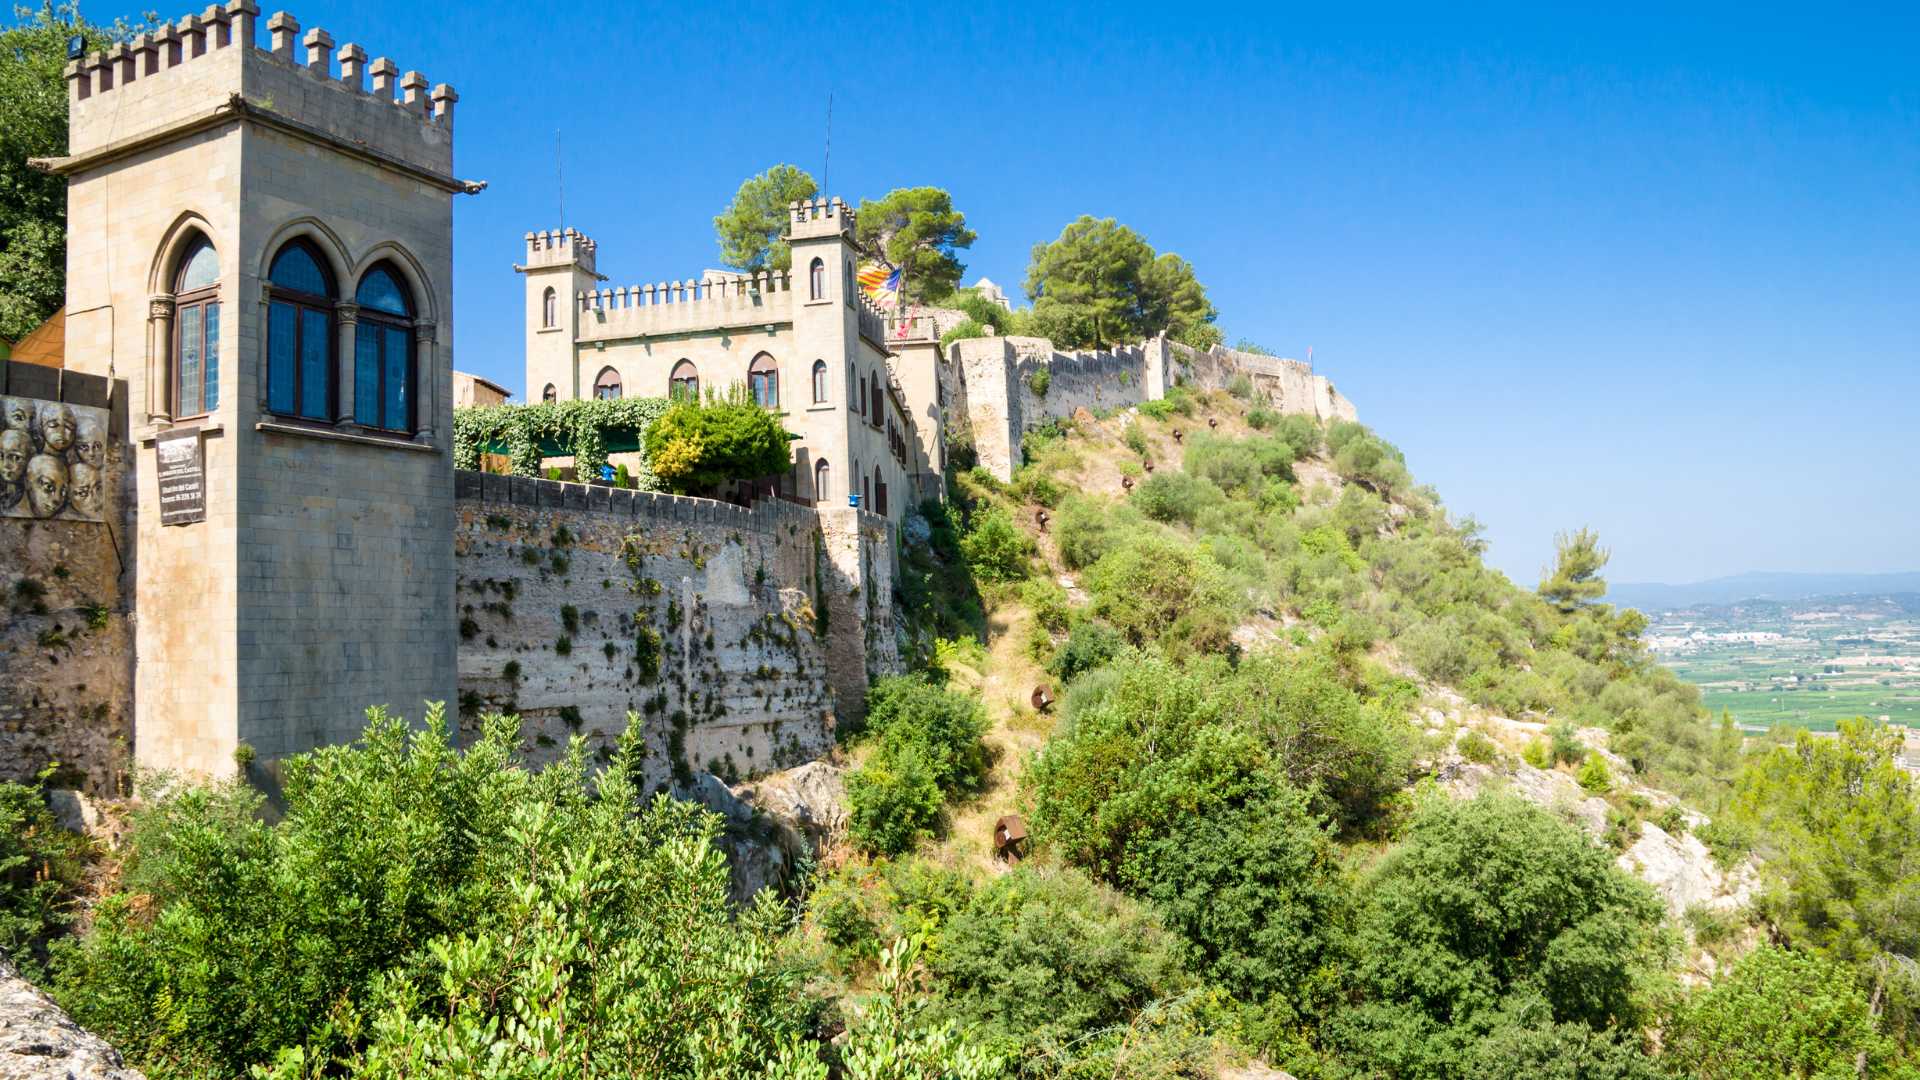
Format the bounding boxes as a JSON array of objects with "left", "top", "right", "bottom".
[
  {"left": 0, "top": 5, "right": 142, "bottom": 341},
  {"left": 1539, "top": 527, "right": 1611, "bottom": 613},
  {"left": 1022, "top": 216, "right": 1219, "bottom": 350},
  {"left": 853, "top": 187, "right": 975, "bottom": 304},
  {"left": 642, "top": 386, "right": 793, "bottom": 495},
  {"left": 712, "top": 163, "right": 817, "bottom": 272}
]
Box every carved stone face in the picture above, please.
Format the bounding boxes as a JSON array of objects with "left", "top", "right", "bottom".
[
  {"left": 74, "top": 417, "right": 106, "bottom": 469},
  {"left": 1, "top": 398, "right": 30, "bottom": 433},
  {"left": 67, "top": 463, "right": 102, "bottom": 518},
  {"left": 0, "top": 430, "right": 28, "bottom": 485},
  {"left": 37, "top": 403, "right": 75, "bottom": 453},
  {"left": 26, "top": 454, "right": 66, "bottom": 518}
]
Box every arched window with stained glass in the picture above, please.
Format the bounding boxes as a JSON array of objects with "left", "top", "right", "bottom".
[
  {"left": 351, "top": 263, "right": 417, "bottom": 432},
  {"left": 266, "top": 239, "right": 337, "bottom": 421},
  {"left": 171, "top": 235, "right": 220, "bottom": 417}
]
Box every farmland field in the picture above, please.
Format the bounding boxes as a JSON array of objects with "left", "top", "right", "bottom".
[{"left": 1642, "top": 594, "right": 1920, "bottom": 733}]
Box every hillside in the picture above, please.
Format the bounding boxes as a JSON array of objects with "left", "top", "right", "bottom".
[{"left": 5, "top": 385, "right": 1915, "bottom": 1080}]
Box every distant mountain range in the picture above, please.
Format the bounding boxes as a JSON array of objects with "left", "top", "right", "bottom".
[{"left": 1607, "top": 571, "right": 1920, "bottom": 612}]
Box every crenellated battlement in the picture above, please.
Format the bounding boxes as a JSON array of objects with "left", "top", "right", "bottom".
[
  {"left": 63, "top": 4, "right": 457, "bottom": 176},
  {"left": 788, "top": 196, "right": 856, "bottom": 241},
  {"left": 523, "top": 228, "right": 597, "bottom": 273},
  {"left": 574, "top": 270, "right": 795, "bottom": 342}
]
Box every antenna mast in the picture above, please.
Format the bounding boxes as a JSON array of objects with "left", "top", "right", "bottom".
[
  {"left": 823, "top": 91, "right": 833, "bottom": 196},
  {"left": 555, "top": 130, "right": 566, "bottom": 234}
]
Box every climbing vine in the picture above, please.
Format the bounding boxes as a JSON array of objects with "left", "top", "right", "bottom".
[{"left": 453, "top": 398, "right": 672, "bottom": 486}]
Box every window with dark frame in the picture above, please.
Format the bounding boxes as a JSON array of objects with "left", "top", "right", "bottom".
[
  {"left": 814, "top": 458, "right": 830, "bottom": 503},
  {"left": 172, "top": 235, "right": 220, "bottom": 418},
  {"left": 353, "top": 263, "right": 416, "bottom": 432},
  {"left": 669, "top": 359, "right": 699, "bottom": 401},
  {"left": 748, "top": 353, "right": 779, "bottom": 408},
  {"left": 593, "top": 366, "right": 622, "bottom": 400},
  {"left": 812, "top": 360, "right": 827, "bottom": 404},
  {"left": 542, "top": 286, "right": 557, "bottom": 328},
  {"left": 266, "top": 239, "right": 336, "bottom": 422},
  {"left": 808, "top": 257, "right": 825, "bottom": 300}
]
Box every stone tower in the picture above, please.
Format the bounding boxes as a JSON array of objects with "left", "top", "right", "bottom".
[
  {"left": 518, "top": 229, "right": 601, "bottom": 403},
  {"left": 45, "top": 3, "right": 476, "bottom": 776}
]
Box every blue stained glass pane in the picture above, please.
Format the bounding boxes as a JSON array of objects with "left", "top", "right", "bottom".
[
  {"left": 178, "top": 305, "right": 203, "bottom": 417},
  {"left": 270, "top": 244, "right": 331, "bottom": 296},
  {"left": 268, "top": 302, "right": 297, "bottom": 415},
  {"left": 204, "top": 303, "right": 220, "bottom": 412},
  {"left": 177, "top": 242, "right": 219, "bottom": 292},
  {"left": 384, "top": 326, "right": 409, "bottom": 430},
  {"left": 300, "top": 308, "right": 330, "bottom": 420},
  {"left": 354, "top": 322, "right": 381, "bottom": 426},
  {"left": 355, "top": 268, "right": 410, "bottom": 316}
]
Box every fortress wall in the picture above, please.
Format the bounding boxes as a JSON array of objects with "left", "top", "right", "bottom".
[
  {"left": 451, "top": 472, "right": 896, "bottom": 790},
  {"left": 0, "top": 364, "right": 134, "bottom": 794},
  {"left": 1173, "top": 343, "right": 1357, "bottom": 423}
]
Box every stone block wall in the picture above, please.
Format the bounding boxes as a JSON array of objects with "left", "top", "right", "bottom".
[
  {"left": 0, "top": 364, "right": 133, "bottom": 794},
  {"left": 1173, "top": 342, "right": 1357, "bottom": 423},
  {"left": 452, "top": 472, "right": 897, "bottom": 792}
]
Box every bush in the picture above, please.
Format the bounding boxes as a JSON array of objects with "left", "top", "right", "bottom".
[
  {"left": 1122, "top": 422, "right": 1149, "bottom": 455},
  {"left": 1577, "top": 753, "right": 1614, "bottom": 793},
  {"left": 1085, "top": 535, "right": 1236, "bottom": 647},
  {"left": 1664, "top": 946, "right": 1899, "bottom": 1079},
  {"left": 1131, "top": 471, "right": 1223, "bottom": 525},
  {"left": 1458, "top": 729, "right": 1500, "bottom": 765},
  {"left": 1050, "top": 618, "right": 1123, "bottom": 683},
  {"left": 959, "top": 507, "right": 1031, "bottom": 583},
  {"left": 643, "top": 385, "right": 792, "bottom": 495},
  {"left": 846, "top": 677, "right": 990, "bottom": 856},
  {"left": 1025, "top": 368, "right": 1051, "bottom": 397},
  {"left": 1245, "top": 407, "right": 1276, "bottom": 430},
  {"left": 1055, "top": 496, "right": 1118, "bottom": 570},
  {"left": 1331, "top": 794, "right": 1668, "bottom": 1079},
  {"left": 1550, "top": 719, "right": 1586, "bottom": 765},
  {"left": 847, "top": 744, "right": 946, "bottom": 857},
  {"left": 0, "top": 779, "right": 91, "bottom": 981},
  {"left": 1225, "top": 373, "right": 1255, "bottom": 400},
  {"left": 54, "top": 709, "right": 830, "bottom": 1080}
]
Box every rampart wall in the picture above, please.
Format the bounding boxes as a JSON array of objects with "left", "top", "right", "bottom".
[
  {"left": 451, "top": 471, "right": 896, "bottom": 792},
  {"left": 0, "top": 363, "right": 133, "bottom": 794},
  {"left": 1174, "top": 342, "right": 1357, "bottom": 423}
]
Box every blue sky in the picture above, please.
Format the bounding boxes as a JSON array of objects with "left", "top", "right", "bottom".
[{"left": 180, "top": 0, "right": 1919, "bottom": 583}]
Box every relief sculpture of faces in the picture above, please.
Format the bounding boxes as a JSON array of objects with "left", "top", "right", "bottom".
[
  {"left": 74, "top": 416, "right": 106, "bottom": 469},
  {"left": 1, "top": 398, "right": 31, "bottom": 434},
  {"left": 0, "top": 429, "right": 28, "bottom": 486},
  {"left": 67, "top": 462, "right": 102, "bottom": 518},
  {"left": 25, "top": 454, "right": 67, "bottom": 518},
  {"left": 37, "top": 402, "right": 76, "bottom": 454}
]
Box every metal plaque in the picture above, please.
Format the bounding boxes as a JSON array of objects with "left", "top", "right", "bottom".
[{"left": 155, "top": 427, "right": 206, "bottom": 526}]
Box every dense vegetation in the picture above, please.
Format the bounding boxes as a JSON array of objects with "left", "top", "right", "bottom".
[{"left": 4, "top": 387, "right": 1916, "bottom": 1079}]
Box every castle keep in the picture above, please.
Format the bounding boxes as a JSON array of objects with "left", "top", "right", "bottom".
[{"left": 3, "top": 3, "right": 1352, "bottom": 789}]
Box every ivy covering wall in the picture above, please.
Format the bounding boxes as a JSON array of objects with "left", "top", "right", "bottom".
[{"left": 453, "top": 399, "right": 671, "bottom": 487}]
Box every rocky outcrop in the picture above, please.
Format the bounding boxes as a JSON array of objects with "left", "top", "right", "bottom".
[
  {"left": 1619, "top": 821, "right": 1756, "bottom": 917},
  {"left": 688, "top": 761, "right": 849, "bottom": 903},
  {"left": 0, "top": 957, "right": 142, "bottom": 1079}
]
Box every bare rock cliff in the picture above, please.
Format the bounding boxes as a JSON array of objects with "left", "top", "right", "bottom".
[{"left": 0, "top": 957, "right": 143, "bottom": 1080}]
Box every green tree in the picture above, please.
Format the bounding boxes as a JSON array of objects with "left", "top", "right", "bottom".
[
  {"left": 1333, "top": 794, "right": 1669, "bottom": 1079},
  {"left": 1728, "top": 719, "right": 1920, "bottom": 1034},
  {"left": 713, "top": 163, "right": 817, "bottom": 272},
  {"left": 1540, "top": 527, "right": 1611, "bottom": 613},
  {"left": 642, "top": 386, "right": 794, "bottom": 495},
  {"left": 1024, "top": 216, "right": 1218, "bottom": 349},
  {"left": 0, "top": 5, "right": 142, "bottom": 340},
  {"left": 1664, "top": 945, "right": 1901, "bottom": 1080},
  {"left": 854, "top": 187, "right": 975, "bottom": 304}
]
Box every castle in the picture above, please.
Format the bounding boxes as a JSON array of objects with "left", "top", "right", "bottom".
[{"left": 1, "top": 4, "right": 1352, "bottom": 791}]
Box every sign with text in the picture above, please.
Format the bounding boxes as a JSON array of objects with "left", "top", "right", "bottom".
[{"left": 155, "top": 427, "right": 205, "bottom": 526}]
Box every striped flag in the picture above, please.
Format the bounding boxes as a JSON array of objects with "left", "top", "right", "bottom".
[{"left": 857, "top": 263, "right": 902, "bottom": 308}]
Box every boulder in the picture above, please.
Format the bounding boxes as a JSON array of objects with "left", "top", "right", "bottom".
[{"left": 0, "top": 957, "right": 144, "bottom": 1079}]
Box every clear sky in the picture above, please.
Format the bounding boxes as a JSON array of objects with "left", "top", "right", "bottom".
[{"left": 215, "top": 0, "right": 1918, "bottom": 584}]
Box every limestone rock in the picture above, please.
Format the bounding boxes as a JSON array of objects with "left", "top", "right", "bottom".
[
  {"left": 733, "top": 760, "right": 848, "bottom": 849},
  {"left": 1618, "top": 821, "right": 1756, "bottom": 918},
  {"left": 45, "top": 790, "right": 97, "bottom": 835},
  {"left": 687, "top": 761, "right": 850, "bottom": 904},
  {"left": 0, "top": 957, "right": 144, "bottom": 1079}
]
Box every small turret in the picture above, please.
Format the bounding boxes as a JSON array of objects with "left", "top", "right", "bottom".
[{"left": 788, "top": 196, "right": 855, "bottom": 241}]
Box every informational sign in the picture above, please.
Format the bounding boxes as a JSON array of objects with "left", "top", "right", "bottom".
[
  {"left": 155, "top": 427, "right": 205, "bottom": 526},
  {"left": 0, "top": 394, "right": 109, "bottom": 522}
]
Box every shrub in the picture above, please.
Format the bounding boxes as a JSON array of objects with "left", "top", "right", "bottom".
[
  {"left": 958, "top": 507, "right": 1031, "bottom": 583},
  {"left": 1025, "top": 368, "right": 1051, "bottom": 397},
  {"left": 1332, "top": 794, "right": 1668, "bottom": 1079},
  {"left": 0, "top": 779, "right": 91, "bottom": 981},
  {"left": 1577, "top": 752, "right": 1614, "bottom": 793},
  {"left": 1664, "top": 946, "right": 1898, "bottom": 1079},
  {"left": 846, "top": 743, "right": 945, "bottom": 857},
  {"left": 54, "top": 709, "right": 829, "bottom": 1080},
  {"left": 1137, "top": 398, "right": 1174, "bottom": 421},
  {"left": 940, "top": 317, "right": 988, "bottom": 346},
  {"left": 643, "top": 385, "right": 793, "bottom": 495},
  {"left": 1122, "top": 422, "right": 1149, "bottom": 455},
  {"left": 1269, "top": 414, "right": 1322, "bottom": 459},
  {"left": 1055, "top": 496, "right": 1117, "bottom": 570},
  {"left": 1226, "top": 373, "right": 1255, "bottom": 400},
  {"left": 1245, "top": 407, "right": 1276, "bottom": 430},
  {"left": 846, "top": 677, "right": 990, "bottom": 856},
  {"left": 1050, "top": 618, "right": 1123, "bottom": 683},
  {"left": 1085, "top": 535, "right": 1236, "bottom": 646},
  {"left": 1549, "top": 720, "right": 1586, "bottom": 765},
  {"left": 1458, "top": 729, "right": 1500, "bottom": 765},
  {"left": 1018, "top": 576, "right": 1071, "bottom": 634},
  {"left": 1007, "top": 467, "right": 1064, "bottom": 508},
  {"left": 1131, "top": 471, "right": 1224, "bottom": 526}
]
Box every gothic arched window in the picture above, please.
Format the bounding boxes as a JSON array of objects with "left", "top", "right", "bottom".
[
  {"left": 748, "top": 353, "right": 778, "bottom": 408},
  {"left": 542, "top": 286, "right": 557, "bottom": 329},
  {"left": 593, "top": 366, "right": 622, "bottom": 400},
  {"left": 669, "top": 359, "right": 699, "bottom": 401},
  {"left": 353, "top": 263, "right": 416, "bottom": 432},
  {"left": 808, "top": 257, "right": 825, "bottom": 300},
  {"left": 172, "top": 235, "right": 220, "bottom": 418},
  {"left": 811, "top": 360, "right": 827, "bottom": 404},
  {"left": 813, "top": 458, "right": 830, "bottom": 503},
  {"left": 266, "top": 239, "right": 336, "bottom": 421},
  {"left": 542, "top": 383, "right": 557, "bottom": 402}
]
